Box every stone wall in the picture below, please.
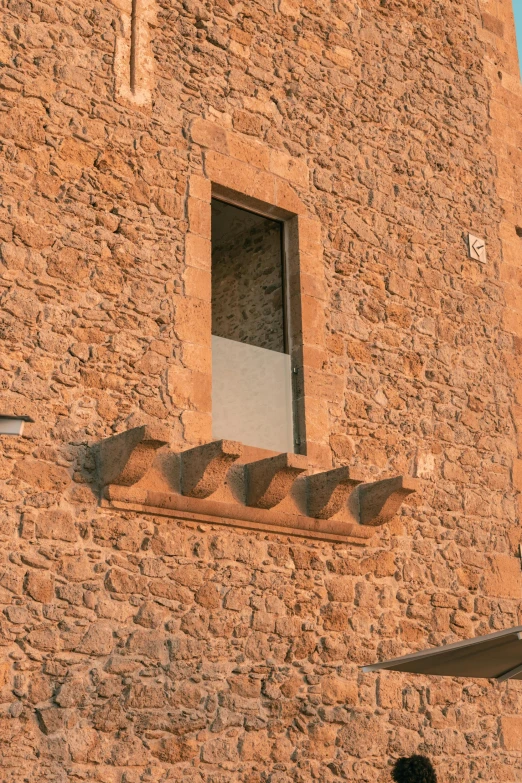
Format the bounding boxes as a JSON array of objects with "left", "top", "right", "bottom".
[
  {"left": 212, "top": 212, "right": 285, "bottom": 352},
  {"left": 0, "top": 0, "right": 522, "bottom": 781}
]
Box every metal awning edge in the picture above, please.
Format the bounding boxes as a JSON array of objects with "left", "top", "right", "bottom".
[{"left": 362, "top": 625, "right": 522, "bottom": 673}]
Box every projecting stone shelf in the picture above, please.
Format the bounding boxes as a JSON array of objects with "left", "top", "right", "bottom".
[{"left": 95, "top": 427, "right": 419, "bottom": 544}]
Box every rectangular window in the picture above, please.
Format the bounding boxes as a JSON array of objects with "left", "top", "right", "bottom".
[{"left": 211, "top": 199, "right": 296, "bottom": 453}]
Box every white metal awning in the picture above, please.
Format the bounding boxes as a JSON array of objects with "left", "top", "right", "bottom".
[{"left": 362, "top": 626, "right": 522, "bottom": 683}]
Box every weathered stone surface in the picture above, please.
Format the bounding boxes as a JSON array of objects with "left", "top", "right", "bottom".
[
  {"left": 76, "top": 622, "right": 114, "bottom": 656},
  {"left": 127, "top": 629, "right": 168, "bottom": 663},
  {"left": 36, "top": 510, "right": 77, "bottom": 542},
  {"left": 201, "top": 736, "right": 239, "bottom": 764},
  {"left": 500, "top": 716, "right": 522, "bottom": 751},
  {"left": 338, "top": 712, "right": 389, "bottom": 757},
  {"left": 13, "top": 460, "right": 70, "bottom": 492},
  {"left": 105, "top": 568, "right": 148, "bottom": 596},
  {"left": 25, "top": 571, "right": 54, "bottom": 604},
  {"left": 150, "top": 736, "right": 198, "bottom": 764},
  {"left": 0, "top": 0, "right": 520, "bottom": 780},
  {"left": 321, "top": 676, "right": 358, "bottom": 706},
  {"left": 36, "top": 707, "right": 67, "bottom": 735}
]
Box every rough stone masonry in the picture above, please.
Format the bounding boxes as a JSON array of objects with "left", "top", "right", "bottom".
[{"left": 1, "top": 0, "right": 522, "bottom": 781}]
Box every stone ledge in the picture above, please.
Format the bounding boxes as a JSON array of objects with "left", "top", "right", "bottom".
[
  {"left": 96, "top": 428, "right": 419, "bottom": 544},
  {"left": 100, "top": 487, "right": 373, "bottom": 545}
]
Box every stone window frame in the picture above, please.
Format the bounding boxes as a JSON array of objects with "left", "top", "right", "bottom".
[
  {"left": 99, "top": 125, "right": 419, "bottom": 542},
  {"left": 210, "top": 190, "right": 306, "bottom": 454},
  {"left": 182, "top": 121, "right": 331, "bottom": 469}
]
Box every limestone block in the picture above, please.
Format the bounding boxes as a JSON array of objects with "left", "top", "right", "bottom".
[
  {"left": 179, "top": 439, "right": 243, "bottom": 499},
  {"left": 306, "top": 467, "right": 364, "bottom": 519},
  {"left": 96, "top": 425, "right": 169, "bottom": 488},
  {"left": 245, "top": 453, "right": 308, "bottom": 509},
  {"left": 501, "top": 716, "right": 522, "bottom": 751},
  {"left": 25, "top": 571, "right": 54, "bottom": 604},
  {"left": 76, "top": 622, "right": 114, "bottom": 656},
  {"left": 359, "top": 476, "right": 419, "bottom": 526}
]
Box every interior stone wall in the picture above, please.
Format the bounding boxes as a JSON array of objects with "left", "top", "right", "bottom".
[
  {"left": 0, "top": 0, "right": 521, "bottom": 781},
  {"left": 212, "top": 214, "right": 285, "bottom": 352}
]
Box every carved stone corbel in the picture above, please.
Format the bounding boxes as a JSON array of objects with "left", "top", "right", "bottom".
[
  {"left": 180, "top": 439, "right": 243, "bottom": 499},
  {"left": 245, "top": 453, "right": 308, "bottom": 509},
  {"left": 96, "top": 428, "right": 420, "bottom": 543},
  {"left": 305, "top": 467, "right": 365, "bottom": 519},
  {"left": 96, "top": 425, "right": 169, "bottom": 488},
  {"left": 358, "top": 476, "right": 419, "bottom": 527}
]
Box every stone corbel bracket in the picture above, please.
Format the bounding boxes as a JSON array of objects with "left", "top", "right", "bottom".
[
  {"left": 180, "top": 440, "right": 243, "bottom": 499},
  {"left": 97, "top": 428, "right": 419, "bottom": 544},
  {"left": 305, "top": 467, "right": 365, "bottom": 520},
  {"left": 245, "top": 453, "right": 308, "bottom": 509},
  {"left": 358, "top": 476, "right": 419, "bottom": 527},
  {"left": 96, "top": 425, "right": 170, "bottom": 488}
]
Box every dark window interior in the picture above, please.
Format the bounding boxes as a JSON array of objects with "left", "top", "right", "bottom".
[{"left": 211, "top": 199, "right": 286, "bottom": 353}]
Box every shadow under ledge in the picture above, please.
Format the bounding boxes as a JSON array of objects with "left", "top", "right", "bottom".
[{"left": 95, "top": 426, "right": 419, "bottom": 545}]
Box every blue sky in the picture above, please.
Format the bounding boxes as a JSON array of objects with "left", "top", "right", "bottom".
[{"left": 515, "top": 0, "right": 522, "bottom": 72}]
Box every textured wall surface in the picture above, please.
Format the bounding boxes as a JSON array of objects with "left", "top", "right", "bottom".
[
  {"left": 1, "top": 0, "right": 522, "bottom": 781},
  {"left": 212, "top": 214, "right": 284, "bottom": 352}
]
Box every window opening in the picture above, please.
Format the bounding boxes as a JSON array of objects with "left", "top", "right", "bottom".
[{"left": 211, "top": 199, "right": 296, "bottom": 453}]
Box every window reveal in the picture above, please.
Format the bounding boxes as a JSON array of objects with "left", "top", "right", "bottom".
[{"left": 211, "top": 199, "right": 298, "bottom": 453}]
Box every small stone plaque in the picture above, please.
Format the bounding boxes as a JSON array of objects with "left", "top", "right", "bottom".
[{"left": 468, "top": 234, "right": 487, "bottom": 263}]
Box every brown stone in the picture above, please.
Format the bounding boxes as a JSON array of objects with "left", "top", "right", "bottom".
[
  {"left": 338, "top": 712, "right": 388, "bottom": 757},
  {"left": 228, "top": 676, "right": 260, "bottom": 700},
  {"left": 501, "top": 716, "right": 522, "bottom": 751},
  {"left": 27, "top": 674, "right": 53, "bottom": 705},
  {"left": 0, "top": 0, "right": 520, "bottom": 779},
  {"left": 308, "top": 722, "right": 338, "bottom": 759},
  {"left": 483, "top": 555, "right": 522, "bottom": 599},
  {"left": 36, "top": 707, "right": 66, "bottom": 735},
  {"left": 322, "top": 603, "right": 349, "bottom": 631},
  {"left": 239, "top": 730, "right": 271, "bottom": 761},
  {"left": 201, "top": 736, "right": 239, "bottom": 764},
  {"left": 325, "top": 576, "right": 354, "bottom": 603},
  {"left": 27, "top": 627, "right": 60, "bottom": 651},
  {"left": 0, "top": 663, "right": 9, "bottom": 689},
  {"left": 13, "top": 460, "right": 70, "bottom": 492},
  {"left": 76, "top": 622, "right": 114, "bottom": 656},
  {"left": 151, "top": 736, "right": 198, "bottom": 764},
  {"left": 25, "top": 571, "right": 54, "bottom": 604},
  {"left": 59, "top": 556, "right": 93, "bottom": 583},
  {"left": 36, "top": 510, "right": 77, "bottom": 542},
  {"left": 195, "top": 582, "right": 221, "bottom": 609},
  {"left": 92, "top": 698, "right": 128, "bottom": 733},
  {"left": 126, "top": 629, "right": 168, "bottom": 662},
  {"left": 105, "top": 568, "right": 148, "bottom": 596},
  {"left": 134, "top": 601, "right": 166, "bottom": 629},
  {"left": 321, "top": 676, "right": 358, "bottom": 706},
  {"left": 482, "top": 12, "right": 504, "bottom": 37}
]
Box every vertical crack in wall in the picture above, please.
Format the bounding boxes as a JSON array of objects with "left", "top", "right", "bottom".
[{"left": 113, "top": 0, "right": 156, "bottom": 108}]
